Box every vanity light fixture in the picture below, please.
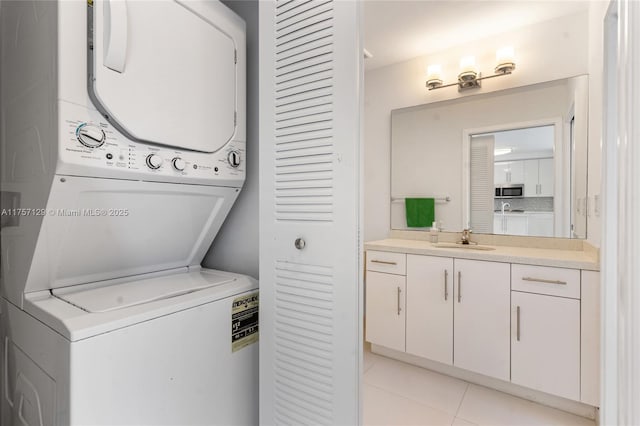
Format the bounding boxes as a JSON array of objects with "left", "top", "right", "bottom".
[{"left": 426, "top": 47, "right": 516, "bottom": 92}]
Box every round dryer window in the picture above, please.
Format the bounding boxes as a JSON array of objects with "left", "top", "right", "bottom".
[{"left": 89, "top": 0, "right": 238, "bottom": 153}]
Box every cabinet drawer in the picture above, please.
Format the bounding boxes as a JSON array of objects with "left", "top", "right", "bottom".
[
  {"left": 512, "top": 264, "right": 580, "bottom": 299},
  {"left": 366, "top": 251, "right": 406, "bottom": 275}
]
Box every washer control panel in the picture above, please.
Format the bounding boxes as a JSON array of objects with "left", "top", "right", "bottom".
[
  {"left": 76, "top": 123, "right": 106, "bottom": 148},
  {"left": 58, "top": 102, "right": 245, "bottom": 185},
  {"left": 172, "top": 157, "right": 186, "bottom": 171},
  {"left": 228, "top": 150, "right": 241, "bottom": 168},
  {"left": 145, "top": 154, "right": 163, "bottom": 170}
]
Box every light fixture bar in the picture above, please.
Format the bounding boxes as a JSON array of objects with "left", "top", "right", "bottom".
[{"left": 426, "top": 69, "right": 514, "bottom": 91}]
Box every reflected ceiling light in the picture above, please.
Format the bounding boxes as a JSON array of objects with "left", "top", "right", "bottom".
[
  {"left": 494, "top": 148, "right": 513, "bottom": 156},
  {"left": 426, "top": 47, "right": 516, "bottom": 92}
]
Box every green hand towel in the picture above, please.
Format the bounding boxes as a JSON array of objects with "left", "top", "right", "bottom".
[{"left": 405, "top": 198, "right": 435, "bottom": 228}]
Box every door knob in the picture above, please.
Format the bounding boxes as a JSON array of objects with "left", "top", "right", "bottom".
[{"left": 294, "top": 238, "right": 306, "bottom": 250}]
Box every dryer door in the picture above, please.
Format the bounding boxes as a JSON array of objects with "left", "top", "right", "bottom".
[{"left": 89, "top": 0, "right": 241, "bottom": 153}]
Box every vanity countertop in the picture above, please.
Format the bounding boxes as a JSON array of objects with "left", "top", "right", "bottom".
[{"left": 364, "top": 238, "right": 599, "bottom": 271}]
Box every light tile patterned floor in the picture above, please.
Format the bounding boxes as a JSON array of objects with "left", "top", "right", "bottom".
[{"left": 363, "top": 348, "right": 596, "bottom": 426}]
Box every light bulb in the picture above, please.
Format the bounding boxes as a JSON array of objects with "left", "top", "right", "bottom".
[
  {"left": 496, "top": 46, "right": 516, "bottom": 74},
  {"left": 426, "top": 64, "right": 442, "bottom": 81},
  {"left": 426, "top": 64, "right": 443, "bottom": 89},
  {"left": 459, "top": 56, "right": 477, "bottom": 75}
]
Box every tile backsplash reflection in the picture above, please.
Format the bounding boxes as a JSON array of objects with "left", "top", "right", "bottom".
[{"left": 494, "top": 197, "right": 553, "bottom": 212}]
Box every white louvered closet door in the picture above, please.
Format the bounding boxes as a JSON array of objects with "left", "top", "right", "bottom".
[
  {"left": 469, "top": 135, "right": 495, "bottom": 233},
  {"left": 259, "top": 1, "right": 362, "bottom": 425}
]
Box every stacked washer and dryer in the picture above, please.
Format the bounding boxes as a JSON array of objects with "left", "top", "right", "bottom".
[{"left": 0, "top": 1, "right": 258, "bottom": 424}]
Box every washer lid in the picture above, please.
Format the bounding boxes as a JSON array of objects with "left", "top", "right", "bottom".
[
  {"left": 52, "top": 270, "right": 236, "bottom": 313},
  {"left": 89, "top": 0, "right": 240, "bottom": 153}
]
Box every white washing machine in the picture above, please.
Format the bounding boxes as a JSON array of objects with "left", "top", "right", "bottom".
[{"left": 0, "top": 1, "right": 257, "bottom": 425}]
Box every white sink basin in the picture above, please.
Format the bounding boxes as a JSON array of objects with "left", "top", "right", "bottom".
[{"left": 433, "top": 242, "right": 496, "bottom": 251}]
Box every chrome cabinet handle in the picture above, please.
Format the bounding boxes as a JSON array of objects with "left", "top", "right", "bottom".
[
  {"left": 522, "top": 277, "right": 567, "bottom": 285},
  {"left": 397, "top": 287, "right": 402, "bottom": 315},
  {"left": 516, "top": 305, "right": 521, "bottom": 341},
  {"left": 371, "top": 260, "right": 397, "bottom": 266},
  {"left": 457, "top": 271, "right": 461, "bottom": 303},
  {"left": 444, "top": 270, "right": 449, "bottom": 301}
]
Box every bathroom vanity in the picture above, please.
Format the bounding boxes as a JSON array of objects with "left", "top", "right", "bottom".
[{"left": 365, "top": 232, "right": 600, "bottom": 416}]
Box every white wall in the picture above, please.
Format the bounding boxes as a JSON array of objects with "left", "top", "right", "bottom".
[
  {"left": 586, "top": 1, "right": 609, "bottom": 248},
  {"left": 203, "top": 0, "right": 259, "bottom": 279},
  {"left": 364, "top": 12, "right": 590, "bottom": 242}
]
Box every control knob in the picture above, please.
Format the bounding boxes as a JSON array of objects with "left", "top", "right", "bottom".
[
  {"left": 172, "top": 157, "right": 186, "bottom": 171},
  {"left": 146, "top": 154, "right": 163, "bottom": 170},
  {"left": 76, "top": 124, "right": 106, "bottom": 148},
  {"left": 228, "top": 150, "right": 241, "bottom": 168}
]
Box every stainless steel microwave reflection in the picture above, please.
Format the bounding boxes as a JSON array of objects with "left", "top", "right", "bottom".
[{"left": 495, "top": 184, "right": 524, "bottom": 199}]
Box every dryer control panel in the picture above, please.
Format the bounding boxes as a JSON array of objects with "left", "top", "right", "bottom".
[{"left": 57, "top": 102, "right": 246, "bottom": 187}]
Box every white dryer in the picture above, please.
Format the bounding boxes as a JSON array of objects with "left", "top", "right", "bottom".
[{"left": 0, "top": 1, "right": 256, "bottom": 425}]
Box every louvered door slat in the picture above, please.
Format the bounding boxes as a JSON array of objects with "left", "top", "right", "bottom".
[
  {"left": 276, "top": 76, "right": 333, "bottom": 99},
  {"left": 274, "top": 128, "right": 331, "bottom": 144},
  {"left": 276, "top": 0, "right": 313, "bottom": 17},
  {"left": 470, "top": 135, "right": 495, "bottom": 233},
  {"left": 276, "top": 0, "right": 332, "bottom": 24},
  {"left": 276, "top": 101, "right": 332, "bottom": 123},
  {"left": 276, "top": 27, "right": 333, "bottom": 56},
  {"left": 276, "top": 5, "right": 333, "bottom": 37},
  {"left": 276, "top": 144, "right": 332, "bottom": 158},
  {"left": 276, "top": 37, "right": 333, "bottom": 66}
]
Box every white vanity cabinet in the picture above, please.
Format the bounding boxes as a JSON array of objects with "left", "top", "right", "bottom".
[
  {"left": 453, "top": 259, "right": 511, "bottom": 381},
  {"left": 406, "top": 255, "right": 454, "bottom": 365},
  {"left": 364, "top": 245, "right": 600, "bottom": 408},
  {"left": 365, "top": 251, "right": 407, "bottom": 352},
  {"left": 511, "top": 265, "right": 581, "bottom": 400}
]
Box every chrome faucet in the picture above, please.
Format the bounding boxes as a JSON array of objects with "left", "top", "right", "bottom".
[
  {"left": 460, "top": 228, "right": 473, "bottom": 245},
  {"left": 501, "top": 201, "right": 511, "bottom": 214}
]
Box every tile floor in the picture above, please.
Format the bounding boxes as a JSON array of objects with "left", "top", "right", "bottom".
[{"left": 363, "top": 347, "right": 596, "bottom": 426}]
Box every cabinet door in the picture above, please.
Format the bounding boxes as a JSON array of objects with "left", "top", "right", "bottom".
[
  {"left": 494, "top": 163, "right": 508, "bottom": 185},
  {"left": 406, "top": 255, "right": 454, "bottom": 365},
  {"left": 527, "top": 213, "right": 554, "bottom": 237},
  {"left": 493, "top": 214, "right": 504, "bottom": 234},
  {"left": 505, "top": 215, "right": 528, "bottom": 236},
  {"left": 511, "top": 291, "right": 580, "bottom": 400},
  {"left": 453, "top": 259, "right": 510, "bottom": 381},
  {"left": 366, "top": 271, "right": 406, "bottom": 352},
  {"left": 523, "top": 159, "right": 539, "bottom": 197},
  {"left": 509, "top": 160, "right": 525, "bottom": 184},
  {"left": 538, "top": 158, "right": 554, "bottom": 196}
]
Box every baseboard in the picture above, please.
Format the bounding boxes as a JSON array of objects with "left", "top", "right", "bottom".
[{"left": 370, "top": 344, "right": 598, "bottom": 420}]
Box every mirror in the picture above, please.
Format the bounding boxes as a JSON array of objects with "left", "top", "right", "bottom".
[{"left": 391, "top": 75, "right": 588, "bottom": 238}]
